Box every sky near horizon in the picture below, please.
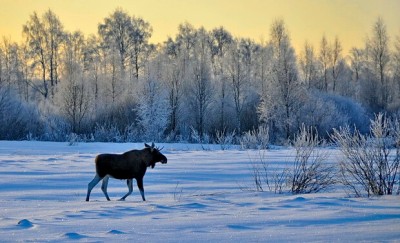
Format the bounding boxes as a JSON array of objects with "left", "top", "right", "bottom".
[{"left": 0, "top": 0, "right": 399, "bottom": 55}]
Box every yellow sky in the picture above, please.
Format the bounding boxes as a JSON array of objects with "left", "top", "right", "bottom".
[{"left": 1, "top": 0, "right": 399, "bottom": 55}]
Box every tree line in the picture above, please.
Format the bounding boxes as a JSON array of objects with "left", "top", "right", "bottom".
[{"left": 0, "top": 8, "right": 399, "bottom": 143}]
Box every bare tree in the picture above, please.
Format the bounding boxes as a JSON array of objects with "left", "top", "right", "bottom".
[
  {"left": 163, "top": 37, "right": 183, "bottom": 136},
  {"left": 390, "top": 33, "right": 400, "bottom": 108},
  {"left": 299, "top": 41, "right": 318, "bottom": 89},
  {"left": 319, "top": 35, "right": 331, "bottom": 92},
  {"left": 23, "top": 12, "right": 49, "bottom": 98},
  {"left": 137, "top": 51, "right": 170, "bottom": 141},
  {"left": 129, "top": 16, "right": 153, "bottom": 81},
  {"left": 58, "top": 31, "right": 91, "bottom": 134},
  {"left": 43, "top": 10, "right": 65, "bottom": 88},
  {"left": 259, "top": 19, "right": 300, "bottom": 141},
  {"left": 165, "top": 22, "right": 197, "bottom": 137},
  {"left": 0, "top": 38, "right": 12, "bottom": 89},
  {"left": 349, "top": 47, "right": 364, "bottom": 100},
  {"left": 330, "top": 36, "right": 343, "bottom": 92},
  {"left": 22, "top": 10, "right": 65, "bottom": 98},
  {"left": 367, "top": 17, "right": 390, "bottom": 110},
  {"left": 83, "top": 34, "right": 102, "bottom": 105},
  {"left": 209, "top": 27, "right": 233, "bottom": 131},
  {"left": 0, "top": 43, "right": 3, "bottom": 87},
  {"left": 98, "top": 8, "right": 133, "bottom": 76},
  {"left": 188, "top": 28, "right": 213, "bottom": 138},
  {"left": 226, "top": 38, "right": 255, "bottom": 133}
]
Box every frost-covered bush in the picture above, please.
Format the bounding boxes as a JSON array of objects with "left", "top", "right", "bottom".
[
  {"left": 215, "top": 129, "right": 236, "bottom": 150},
  {"left": 38, "top": 101, "right": 70, "bottom": 141},
  {"left": 190, "top": 126, "right": 210, "bottom": 144},
  {"left": 290, "top": 125, "right": 336, "bottom": 194},
  {"left": 332, "top": 113, "right": 400, "bottom": 197},
  {"left": 249, "top": 150, "right": 289, "bottom": 194},
  {"left": 0, "top": 88, "right": 42, "bottom": 140},
  {"left": 297, "top": 91, "right": 369, "bottom": 138},
  {"left": 67, "top": 133, "right": 79, "bottom": 146},
  {"left": 249, "top": 125, "right": 335, "bottom": 194},
  {"left": 93, "top": 123, "right": 123, "bottom": 142},
  {"left": 240, "top": 126, "right": 269, "bottom": 150}
]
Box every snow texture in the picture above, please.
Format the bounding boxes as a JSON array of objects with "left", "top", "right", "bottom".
[{"left": 0, "top": 141, "right": 399, "bottom": 242}]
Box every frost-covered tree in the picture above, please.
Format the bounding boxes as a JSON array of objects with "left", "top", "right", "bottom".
[
  {"left": 209, "top": 27, "right": 233, "bottom": 131},
  {"left": 98, "top": 8, "right": 132, "bottom": 75},
  {"left": 162, "top": 37, "right": 183, "bottom": 137},
  {"left": 23, "top": 10, "right": 65, "bottom": 98},
  {"left": 226, "top": 38, "right": 256, "bottom": 133},
  {"left": 349, "top": 47, "right": 365, "bottom": 100},
  {"left": 83, "top": 35, "right": 102, "bottom": 105},
  {"left": 319, "top": 35, "right": 331, "bottom": 92},
  {"left": 43, "top": 10, "right": 65, "bottom": 88},
  {"left": 56, "top": 31, "right": 91, "bottom": 134},
  {"left": 299, "top": 41, "right": 318, "bottom": 89},
  {"left": 187, "top": 27, "right": 213, "bottom": 138},
  {"left": 137, "top": 63, "right": 170, "bottom": 141},
  {"left": 161, "top": 22, "right": 198, "bottom": 138},
  {"left": 330, "top": 37, "right": 343, "bottom": 93},
  {"left": 128, "top": 16, "right": 153, "bottom": 81},
  {"left": 366, "top": 17, "right": 390, "bottom": 110},
  {"left": 259, "top": 19, "right": 300, "bottom": 141},
  {"left": 389, "top": 33, "right": 400, "bottom": 111}
]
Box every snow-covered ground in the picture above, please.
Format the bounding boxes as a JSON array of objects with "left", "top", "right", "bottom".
[{"left": 0, "top": 141, "right": 399, "bottom": 242}]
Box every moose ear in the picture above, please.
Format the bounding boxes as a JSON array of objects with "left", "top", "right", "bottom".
[
  {"left": 151, "top": 142, "right": 155, "bottom": 148},
  {"left": 145, "top": 143, "right": 150, "bottom": 148}
]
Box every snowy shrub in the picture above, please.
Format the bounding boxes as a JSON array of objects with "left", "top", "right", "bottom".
[
  {"left": 215, "top": 128, "right": 236, "bottom": 150},
  {"left": 67, "top": 133, "right": 79, "bottom": 146},
  {"left": 190, "top": 126, "right": 208, "bottom": 143},
  {"left": 190, "top": 126, "right": 211, "bottom": 150},
  {"left": 123, "top": 123, "right": 139, "bottom": 142},
  {"left": 0, "top": 88, "right": 41, "bottom": 140},
  {"left": 93, "top": 123, "right": 122, "bottom": 142},
  {"left": 297, "top": 91, "right": 369, "bottom": 138},
  {"left": 38, "top": 101, "right": 70, "bottom": 141},
  {"left": 332, "top": 113, "right": 400, "bottom": 197},
  {"left": 240, "top": 126, "right": 269, "bottom": 150},
  {"left": 290, "top": 125, "right": 336, "bottom": 194},
  {"left": 248, "top": 150, "right": 289, "bottom": 194}
]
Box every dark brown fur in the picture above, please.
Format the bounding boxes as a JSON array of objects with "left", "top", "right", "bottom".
[{"left": 86, "top": 143, "right": 167, "bottom": 202}]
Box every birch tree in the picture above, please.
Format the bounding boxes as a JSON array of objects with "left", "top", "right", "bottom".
[
  {"left": 188, "top": 27, "right": 213, "bottom": 138},
  {"left": 259, "top": 19, "right": 300, "bottom": 141},
  {"left": 366, "top": 17, "right": 390, "bottom": 110},
  {"left": 209, "top": 27, "right": 233, "bottom": 131}
]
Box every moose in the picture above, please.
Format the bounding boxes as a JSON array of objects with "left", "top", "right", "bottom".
[{"left": 86, "top": 143, "right": 167, "bottom": 202}]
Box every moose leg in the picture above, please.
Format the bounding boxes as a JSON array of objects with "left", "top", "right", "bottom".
[
  {"left": 136, "top": 177, "right": 146, "bottom": 201},
  {"left": 101, "top": 175, "right": 111, "bottom": 201},
  {"left": 119, "top": 179, "right": 133, "bottom": 201},
  {"left": 86, "top": 174, "right": 102, "bottom": 201}
]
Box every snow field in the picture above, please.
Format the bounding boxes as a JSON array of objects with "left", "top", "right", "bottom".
[{"left": 0, "top": 141, "right": 399, "bottom": 242}]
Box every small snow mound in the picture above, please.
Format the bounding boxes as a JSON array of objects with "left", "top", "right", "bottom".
[
  {"left": 64, "top": 232, "right": 86, "bottom": 239},
  {"left": 294, "top": 196, "right": 307, "bottom": 202},
  {"left": 227, "top": 224, "right": 254, "bottom": 230},
  {"left": 108, "top": 229, "right": 126, "bottom": 234},
  {"left": 17, "top": 219, "right": 34, "bottom": 228},
  {"left": 181, "top": 202, "right": 208, "bottom": 209}
]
